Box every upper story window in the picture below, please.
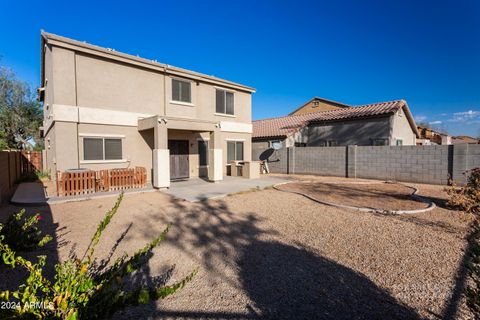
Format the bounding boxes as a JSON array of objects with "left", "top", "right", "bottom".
[
  {"left": 216, "top": 89, "right": 234, "bottom": 115},
  {"left": 172, "top": 79, "right": 191, "bottom": 103}
]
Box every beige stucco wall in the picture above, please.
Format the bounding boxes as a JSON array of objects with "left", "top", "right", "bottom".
[
  {"left": 77, "top": 124, "right": 154, "bottom": 175},
  {"left": 391, "top": 108, "right": 416, "bottom": 145},
  {"left": 43, "top": 40, "right": 253, "bottom": 182},
  {"left": 52, "top": 121, "right": 79, "bottom": 172},
  {"left": 47, "top": 49, "right": 252, "bottom": 124},
  {"left": 75, "top": 53, "right": 164, "bottom": 114}
]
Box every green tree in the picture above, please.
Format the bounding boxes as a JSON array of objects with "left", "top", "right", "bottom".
[{"left": 0, "top": 64, "right": 43, "bottom": 150}]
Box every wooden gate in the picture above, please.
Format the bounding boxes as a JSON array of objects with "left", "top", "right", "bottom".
[{"left": 168, "top": 140, "right": 190, "bottom": 180}]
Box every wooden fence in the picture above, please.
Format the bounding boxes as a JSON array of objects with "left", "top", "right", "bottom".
[
  {"left": 0, "top": 150, "right": 43, "bottom": 202},
  {"left": 56, "top": 167, "right": 147, "bottom": 197}
]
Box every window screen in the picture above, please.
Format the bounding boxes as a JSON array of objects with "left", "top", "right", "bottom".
[
  {"left": 198, "top": 141, "right": 208, "bottom": 166},
  {"left": 226, "top": 92, "right": 234, "bottom": 115},
  {"left": 227, "top": 142, "right": 235, "bottom": 163},
  {"left": 172, "top": 79, "right": 191, "bottom": 103},
  {"left": 84, "top": 138, "right": 103, "bottom": 160},
  {"left": 216, "top": 89, "right": 225, "bottom": 113},
  {"left": 227, "top": 141, "right": 243, "bottom": 163},
  {"left": 216, "top": 89, "right": 234, "bottom": 115},
  {"left": 105, "top": 139, "right": 122, "bottom": 160},
  {"left": 235, "top": 141, "right": 244, "bottom": 160}
]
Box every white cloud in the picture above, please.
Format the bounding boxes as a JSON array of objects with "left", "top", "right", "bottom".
[
  {"left": 415, "top": 115, "right": 427, "bottom": 122},
  {"left": 430, "top": 120, "right": 442, "bottom": 125},
  {"left": 448, "top": 110, "right": 480, "bottom": 122}
]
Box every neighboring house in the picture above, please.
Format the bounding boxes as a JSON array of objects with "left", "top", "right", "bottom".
[
  {"left": 253, "top": 99, "right": 419, "bottom": 149},
  {"left": 452, "top": 135, "right": 479, "bottom": 144},
  {"left": 289, "top": 97, "right": 350, "bottom": 115},
  {"left": 416, "top": 126, "right": 451, "bottom": 145},
  {"left": 39, "top": 32, "right": 255, "bottom": 188}
]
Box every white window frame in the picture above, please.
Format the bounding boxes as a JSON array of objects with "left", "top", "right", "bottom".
[{"left": 215, "top": 88, "right": 235, "bottom": 115}]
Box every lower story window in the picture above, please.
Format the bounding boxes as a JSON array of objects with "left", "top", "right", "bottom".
[
  {"left": 83, "top": 137, "right": 123, "bottom": 161},
  {"left": 396, "top": 139, "right": 403, "bottom": 146},
  {"left": 198, "top": 140, "right": 208, "bottom": 166},
  {"left": 227, "top": 141, "right": 244, "bottom": 163}
]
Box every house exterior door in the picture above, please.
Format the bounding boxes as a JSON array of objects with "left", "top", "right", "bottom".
[{"left": 168, "top": 140, "right": 190, "bottom": 180}]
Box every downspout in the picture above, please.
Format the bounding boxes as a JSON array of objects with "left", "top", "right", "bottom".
[
  {"left": 163, "top": 66, "right": 167, "bottom": 116},
  {"left": 74, "top": 52, "right": 80, "bottom": 169}
]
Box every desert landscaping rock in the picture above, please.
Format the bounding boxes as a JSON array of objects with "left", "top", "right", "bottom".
[{"left": 0, "top": 175, "right": 475, "bottom": 319}]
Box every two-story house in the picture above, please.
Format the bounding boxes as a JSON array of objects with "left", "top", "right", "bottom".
[{"left": 39, "top": 32, "right": 255, "bottom": 188}]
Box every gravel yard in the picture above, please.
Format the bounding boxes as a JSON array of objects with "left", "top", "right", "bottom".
[{"left": 0, "top": 175, "right": 475, "bottom": 319}]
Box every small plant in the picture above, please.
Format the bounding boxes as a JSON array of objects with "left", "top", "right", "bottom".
[
  {"left": 446, "top": 168, "right": 480, "bottom": 215},
  {"left": 36, "top": 170, "right": 50, "bottom": 180},
  {"left": 0, "top": 209, "right": 52, "bottom": 251},
  {"left": 0, "top": 193, "right": 196, "bottom": 319}
]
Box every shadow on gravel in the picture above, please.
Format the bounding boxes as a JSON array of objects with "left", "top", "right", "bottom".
[
  {"left": 239, "top": 240, "right": 420, "bottom": 320},
  {"left": 114, "top": 196, "right": 421, "bottom": 320}
]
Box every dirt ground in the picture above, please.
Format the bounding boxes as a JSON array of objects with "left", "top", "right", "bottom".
[
  {"left": 0, "top": 174, "right": 475, "bottom": 319},
  {"left": 278, "top": 180, "right": 427, "bottom": 211}
]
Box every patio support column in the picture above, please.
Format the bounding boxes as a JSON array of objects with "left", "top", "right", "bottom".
[
  {"left": 153, "top": 121, "right": 170, "bottom": 188},
  {"left": 208, "top": 129, "right": 223, "bottom": 182}
]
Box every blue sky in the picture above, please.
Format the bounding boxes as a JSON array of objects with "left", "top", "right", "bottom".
[{"left": 1, "top": 0, "right": 479, "bottom": 137}]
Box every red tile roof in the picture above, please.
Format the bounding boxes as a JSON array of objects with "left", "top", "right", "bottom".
[{"left": 253, "top": 100, "right": 412, "bottom": 139}]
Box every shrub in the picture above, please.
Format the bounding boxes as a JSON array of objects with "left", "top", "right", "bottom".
[
  {"left": 0, "top": 193, "right": 196, "bottom": 319},
  {"left": 466, "top": 224, "right": 480, "bottom": 318},
  {"left": 446, "top": 168, "right": 480, "bottom": 216},
  {"left": 0, "top": 209, "right": 52, "bottom": 251},
  {"left": 448, "top": 168, "right": 480, "bottom": 317}
]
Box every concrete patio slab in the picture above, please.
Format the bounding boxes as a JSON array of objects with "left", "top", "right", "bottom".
[
  {"left": 11, "top": 182, "right": 48, "bottom": 205},
  {"left": 164, "top": 176, "right": 290, "bottom": 202},
  {"left": 46, "top": 185, "right": 156, "bottom": 205}
]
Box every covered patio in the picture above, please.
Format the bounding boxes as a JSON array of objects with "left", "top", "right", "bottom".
[{"left": 138, "top": 115, "right": 223, "bottom": 189}]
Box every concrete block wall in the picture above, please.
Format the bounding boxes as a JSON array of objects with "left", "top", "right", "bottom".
[
  {"left": 252, "top": 144, "right": 480, "bottom": 185},
  {"left": 355, "top": 145, "right": 450, "bottom": 185},
  {"left": 292, "top": 146, "right": 346, "bottom": 176},
  {"left": 467, "top": 144, "right": 480, "bottom": 171}
]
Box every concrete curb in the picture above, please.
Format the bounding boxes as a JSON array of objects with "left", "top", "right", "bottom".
[{"left": 273, "top": 181, "right": 436, "bottom": 215}]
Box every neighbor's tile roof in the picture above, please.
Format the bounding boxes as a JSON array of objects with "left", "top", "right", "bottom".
[{"left": 253, "top": 100, "right": 406, "bottom": 138}]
